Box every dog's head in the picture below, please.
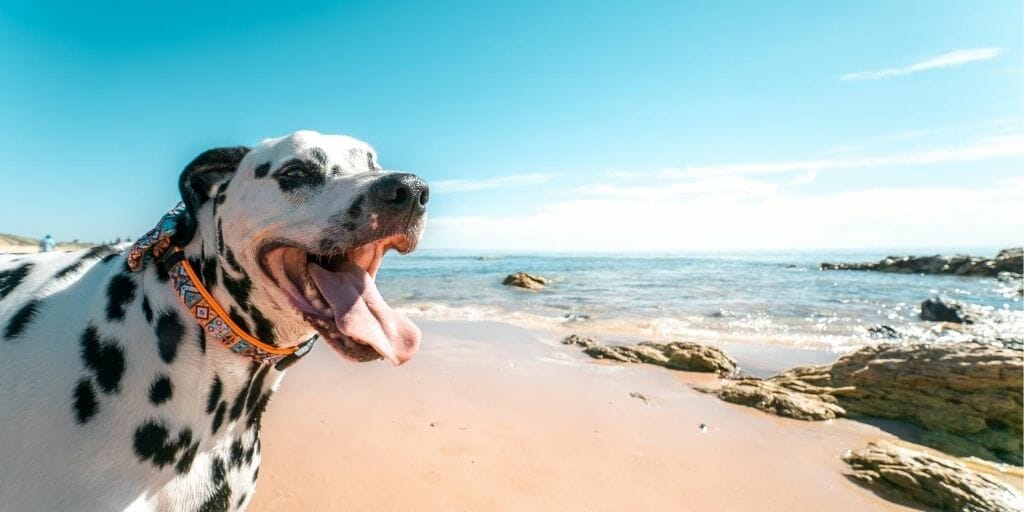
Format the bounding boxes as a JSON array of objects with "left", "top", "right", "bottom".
[{"left": 178, "top": 130, "right": 427, "bottom": 365}]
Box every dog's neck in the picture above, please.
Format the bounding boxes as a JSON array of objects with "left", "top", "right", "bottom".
[{"left": 177, "top": 207, "right": 313, "bottom": 353}]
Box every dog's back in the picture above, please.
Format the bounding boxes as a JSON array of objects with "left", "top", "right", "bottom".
[{"left": 0, "top": 248, "right": 265, "bottom": 511}]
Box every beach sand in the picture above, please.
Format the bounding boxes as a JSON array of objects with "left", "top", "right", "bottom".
[{"left": 249, "top": 320, "right": 921, "bottom": 511}]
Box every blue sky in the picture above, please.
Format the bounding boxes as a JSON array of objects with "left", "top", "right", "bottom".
[{"left": 0, "top": 1, "right": 1020, "bottom": 251}]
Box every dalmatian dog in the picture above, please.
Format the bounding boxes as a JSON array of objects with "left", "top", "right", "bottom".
[{"left": 0, "top": 131, "right": 428, "bottom": 511}]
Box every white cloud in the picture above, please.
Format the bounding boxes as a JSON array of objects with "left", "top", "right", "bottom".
[
  {"left": 419, "top": 129, "right": 1023, "bottom": 251},
  {"left": 430, "top": 173, "right": 553, "bottom": 193},
  {"left": 422, "top": 179, "right": 1024, "bottom": 252},
  {"left": 840, "top": 47, "right": 1003, "bottom": 80},
  {"left": 610, "top": 134, "right": 1023, "bottom": 180}
]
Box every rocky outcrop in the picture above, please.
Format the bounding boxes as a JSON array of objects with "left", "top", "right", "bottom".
[
  {"left": 567, "top": 336, "right": 737, "bottom": 375},
  {"left": 502, "top": 272, "right": 548, "bottom": 290},
  {"left": 561, "top": 313, "right": 591, "bottom": 323},
  {"left": 703, "top": 342, "right": 1023, "bottom": 464},
  {"left": 920, "top": 296, "right": 974, "bottom": 324},
  {"left": 561, "top": 334, "right": 596, "bottom": 348},
  {"left": 711, "top": 377, "right": 845, "bottom": 420},
  {"left": 843, "top": 440, "right": 1023, "bottom": 512},
  {"left": 996, "top": 247, "right": 1023, "bottom": 271},
  {"left": 821, "top": 247, "right": 1023, "bottom": 278},
  {"left": 867, "top": 325, "right": 902, "bottom": 340}
]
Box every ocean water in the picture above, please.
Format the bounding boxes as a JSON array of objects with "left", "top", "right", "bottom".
[{"left": 376, "top": 249, "right": 1022, "bottom": 351}]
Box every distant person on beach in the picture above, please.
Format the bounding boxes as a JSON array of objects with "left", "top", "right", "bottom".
[{"left": 39, "top": 234, "right": 55, "bottom": 252}]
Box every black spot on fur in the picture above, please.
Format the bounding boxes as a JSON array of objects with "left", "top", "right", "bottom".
[
  {"left": 198, "top": 470, "right": 231, "bottom": 511},
  {"left": 105, "top": 273, "right": 136, "bottom": 321},
  {"left": 149, "top": 375, "right": 173, "bottom": 405},
  {"left": 155, "top": 312, "right": 185, "bottom": 364},
  {"left": 72, "top": 378, "right": 98, "bottom": 424},
  {"left": 228, "top": 307, "right": 251, "bottom": 334},
  {"left": 175, "top": 441, "right": 200, "bottom": 475},
  {"left": 246, "top": 391, "right": 273, "bottom": 431},
  {"left": 244, "top": 443, "right": 256, "bottom": 465},
  {"left": 155, "top": 262, "right": 170, "bottom": 282},
  {"left": 229, "top": 382, "right": 251, "bottom": 422},
  {"left": 253, "top": 467, "right": 260, "bottom": 483},
  {"left": 309, "top": 147, "right": 328, "bottom": 166},
  {"left": 254, "top": 161, "right": 271, "bottom": 179},
  {"left": 211, "top": 456, "right": 227, "bottom": 483},
  {"left": 55, "top": 245, "right": 120, "bottom": 279},
  {"left": 196, "top": 323, "right": 206, "bottom": 354},
  {"left": 80, "top": 326, "right": 126, "bottom": 394},
  {"left": 347, "top": 194, "right": 365, "bottom": 219},
  {"left": 141, "top": 296, "right": 153, "bottom": 324},
  {"left": 249, "top": 308, "right": 276, "bottom": 345},
  {"left": 223, "top": 271, "right": 253, "bottom": 310},
  {"left": 246, "top": 365, "right": 271, "bottom": 412},
  {"left": 211, "top": 402, "right": 227, "bottom": 434},
  {"left": 188, "top": 257, "right": 204, "bottom": 283},
  {"left": 199, "top": 457, "right": 231, "bottom": 511},
  {"left": 228, "top": 363, "right": 260, "bottom": 421},
  {"left": 330, "top": 164, "right": 342, "bottom": 176},
  {"left": 54, "top": 261, "right": 86, "bottom": 280},
  {"left": 343, "top": 221, "right": 357, "bottom": 231},
  {"left": 216, "top": 218, "right": 225, "bottom": 255},
  {"left": 206, "top": 376, "right": 223, "bottom": 414},
  {"left": 202, "top": 256, "right": 219, "bottom": 290},
  {"left": 133, "top": 422, "right": 192, "bottom": 469},
  {"left": 237, "top": 493, "right": 249, "bottom": 509},
  {"left": 4, "top": 299, "right": 41, "bottom": 340},
  {"left": 224, "top": 248, "right": 243, "bottom": 273},
  {"left": 0, "top": 263, "right": 33, "bottom": 300},
  {"left": 229, "top": 438, "right": 244, "bottom": 468}
]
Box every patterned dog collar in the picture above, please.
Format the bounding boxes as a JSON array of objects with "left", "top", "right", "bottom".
[{"left": 129, "top": 204, "right": 315, "bottom": 370}]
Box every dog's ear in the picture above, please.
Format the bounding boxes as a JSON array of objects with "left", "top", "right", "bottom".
[{"left": 174, "top": 146, "right": 250, "bottom": 245}]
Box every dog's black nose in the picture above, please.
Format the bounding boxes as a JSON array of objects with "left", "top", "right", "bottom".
[{"left": 371, "top": 173, "right": 429, "bottom": 213}]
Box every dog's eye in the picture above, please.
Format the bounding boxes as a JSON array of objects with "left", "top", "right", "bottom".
[{"left": 279, "top": 165, "right": 309, "bottom": 179}]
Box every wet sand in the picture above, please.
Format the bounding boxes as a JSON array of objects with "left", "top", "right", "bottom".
[{"left": 249, "top": 320, "right": 918, "bottom": 511}]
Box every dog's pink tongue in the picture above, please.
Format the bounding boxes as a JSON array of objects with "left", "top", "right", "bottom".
[{"left": 308, "top": 262, "right": 420, "bottom": 365}]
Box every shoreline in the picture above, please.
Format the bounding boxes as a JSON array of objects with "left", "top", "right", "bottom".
[{"left": 249, "top": 319, "right": 982, "bottom": 511}]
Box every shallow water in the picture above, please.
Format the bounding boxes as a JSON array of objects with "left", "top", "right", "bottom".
[{"left": 378, "top": 248, "right": 1022, "bottom": 351}]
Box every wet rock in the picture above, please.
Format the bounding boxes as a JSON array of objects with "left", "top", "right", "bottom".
[
  {"left": 706, "top": 342, "right": 1023, "bottom": 464},
  {"left": 581, "top": 340, "right": 737, "bottom": 375},
  {"left": 867, "top": 325, "right": 902, "bottom": 340},
  {"left": 628, "top": 392, "right": 650, "bottom": 404},
  {"left": 502, "top": 272, "right": 548, "bottom": 290},
  {"left": 843, "top": 440, "right": 1023, "bottom": 512},
  {"left": 820, "top": 262, "right": 875, "bottom": 271},
  {"left": 920, "top": 296, "right": 974, "bottom": 324},
  {"left": 821, "top": 247, "right": 1023, "bottom": 278},
  {"left": 561, "top": 334, "right": 597, "bottom": 348},
  {"left": 991, "top": 337, "right": 1024, "bottom": 351},
  {"left": 705, "top": 377, "right": 845, "bottom": 421},
  {"left": 562, "top": 313, "right": 591, "bottom": 322},
  {"left": 995, "top": 247, "right": 1023, "bottom": 274},
  {"left": 584, "top": 343, "right": 669, "bottom": 365}
]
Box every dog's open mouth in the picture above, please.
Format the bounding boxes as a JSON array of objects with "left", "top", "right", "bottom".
[{"left": 260, "top": 234, "right": 420, "bottom": 365}]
